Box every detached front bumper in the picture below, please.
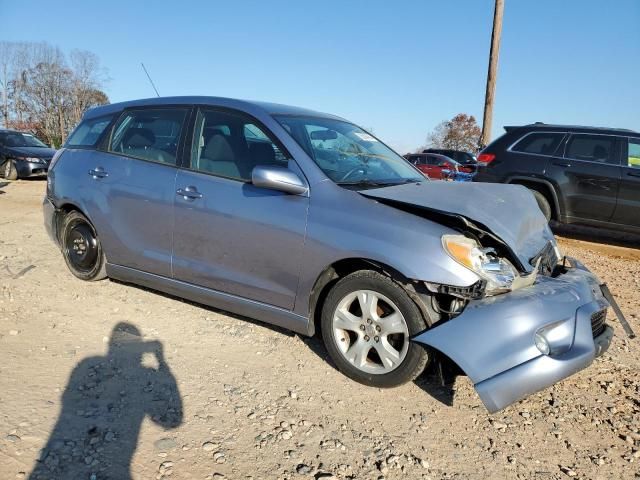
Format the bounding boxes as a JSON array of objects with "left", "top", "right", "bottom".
[{"left": 413, "top": 258, "right": 612, "bottom": 412}]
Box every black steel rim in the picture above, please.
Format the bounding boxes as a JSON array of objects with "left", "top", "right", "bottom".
[{"left": 65, "top": 222, "right": 99, "bottom": 272}]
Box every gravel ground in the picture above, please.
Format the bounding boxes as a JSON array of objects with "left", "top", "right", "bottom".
[{"left": 0, "top": 179, "right": 639, "bottom": 480}]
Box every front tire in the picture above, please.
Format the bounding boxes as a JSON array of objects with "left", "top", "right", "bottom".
[
  {"left": 321, "top": 270, "right": 429, "bottom": 388},
  {"left": 61, "top": 211, "right": 107, "bottom": 281},
  {"left": 530, "top": 189, "right": 552, "bottom": 222},
  {"left": 2, "top": 159, "right": 18, "bottom": 180}
]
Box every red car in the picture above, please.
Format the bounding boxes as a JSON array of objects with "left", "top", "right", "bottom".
[{"left": 404, "top": 153, "right": 474, "bottom": 179}]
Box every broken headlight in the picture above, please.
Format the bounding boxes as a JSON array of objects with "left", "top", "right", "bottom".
[{"left": 442, "top": 234, "right": 518, "bottom": 296}]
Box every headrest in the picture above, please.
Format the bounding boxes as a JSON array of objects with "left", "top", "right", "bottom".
[
  {"left": 122, "top": 128, "right": 155, "bottom": 148},
  {"left": 204, "top": 134, "right": 235, "bottom": 162}
]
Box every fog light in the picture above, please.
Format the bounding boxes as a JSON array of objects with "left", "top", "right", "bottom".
[{"left": 534, "top": 332, "right": 550, "bottom": 355}]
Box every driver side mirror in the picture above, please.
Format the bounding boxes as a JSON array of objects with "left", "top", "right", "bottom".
[{"left": 251, "top": 165, "right": 308, "bottom": 195}]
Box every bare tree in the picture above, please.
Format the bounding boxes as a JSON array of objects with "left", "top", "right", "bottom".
[
  {"left": 1, "top": 41, "right": 109, "bottom": 146},
  {"left": 425, "top": 114, "right": 482, "bottom": 152}
]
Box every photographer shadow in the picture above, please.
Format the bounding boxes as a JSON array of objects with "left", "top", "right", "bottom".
[{"left": 29, "top": 322, "right": 182, "bottom": 480}]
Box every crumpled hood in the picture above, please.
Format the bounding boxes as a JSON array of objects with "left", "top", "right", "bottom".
[
  {"left": 361, "top": 181, "right": 555, "bottom": 272},
  {"left": 5, "top": 146, "right": 56, "bottom": 159}
]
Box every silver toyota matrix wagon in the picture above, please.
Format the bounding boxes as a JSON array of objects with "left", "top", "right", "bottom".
[{"left": 44, "top": 97, "right": 618, "bottom": 412}]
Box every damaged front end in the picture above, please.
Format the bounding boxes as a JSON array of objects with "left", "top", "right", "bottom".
[{"left": 359, "top": 185, "right": 629, "bottom": 412}]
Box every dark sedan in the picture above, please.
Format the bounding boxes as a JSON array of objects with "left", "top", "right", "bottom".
[{"left": 0, "top": 129, "right": 56, "bottom": 179}]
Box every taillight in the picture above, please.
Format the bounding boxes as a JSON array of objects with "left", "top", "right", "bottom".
[{"left": 477, "top": 153, "right": 495, "bottom": 164}]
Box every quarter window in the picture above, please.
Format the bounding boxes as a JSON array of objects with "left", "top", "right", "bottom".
[
  {"left": 109, "top": 108, "right": 188, "bottom": 165},
  {"left": 66, "top": 115, "right": 114, "bottom": 147},
  {"left": 628, "top": 139, "right": 640, "bottom": 168},
  {"left": 190, "top": 109, "right": 288, "bottom": 181},
  {"left": 511, "top": 132, "right": 564, "bottom": 155},
  {"left": 565, "top": 134, "right": 616, "bottom": 164}
]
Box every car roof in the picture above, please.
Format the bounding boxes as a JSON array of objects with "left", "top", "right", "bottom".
[
  {"left": 505, "top": 123, "right": 640, "bottom": 137},
  {"left": 83, "top": 96, "right": 346, "bottom": 122}
]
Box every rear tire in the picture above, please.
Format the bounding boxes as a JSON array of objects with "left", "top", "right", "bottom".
[
  {"left": 61, "top": 211, "right": 107, "bottom": 281},
  {"left": 321, "top": 270, "right": 430, "bottom": 388},
  {"left": 2, "top": 160, "right": 18, "bottom": 180},
  {"left": 530, "top": 189, "right": 552, "bottom": 222}
]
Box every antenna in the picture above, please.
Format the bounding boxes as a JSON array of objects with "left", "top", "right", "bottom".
[{"left": 141, "top": 62, "right": 160, "bottom": 97}]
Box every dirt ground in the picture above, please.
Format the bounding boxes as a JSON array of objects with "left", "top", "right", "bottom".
[{"left": 1, "top": 179, "right": 639, "bottom": 480}]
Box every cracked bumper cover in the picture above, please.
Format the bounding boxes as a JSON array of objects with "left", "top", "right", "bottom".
[{"left": 412, "top": 257, "right": 612, "bottom": 413}]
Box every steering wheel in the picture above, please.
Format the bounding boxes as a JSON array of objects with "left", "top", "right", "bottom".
[{"left": 339, "top": 167, "right": 367, "bottom": 182}]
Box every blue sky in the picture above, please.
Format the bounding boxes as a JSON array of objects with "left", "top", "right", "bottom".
[{"left": 2, "top": 0, "right": 639, "bottom": 152}]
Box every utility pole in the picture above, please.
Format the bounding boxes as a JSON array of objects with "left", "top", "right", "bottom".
[{"left": 480, "top": 0, "right": 504, "bottom": 149}]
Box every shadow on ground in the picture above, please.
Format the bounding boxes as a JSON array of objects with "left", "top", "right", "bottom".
[
  {"left": 29, "top": 322, "right": 182, "bottom": 480},
  {"left": 112, "top": 279, "right": 458, "bottom": 410}
]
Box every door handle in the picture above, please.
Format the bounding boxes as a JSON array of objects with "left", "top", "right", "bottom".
[
  {"left": 88, "top": 167, "right": 108, "bottom": 179},
  {"left": 176, "top": 186, "right": 203, "bottom": 200},
  {"left": 627, "top": 171, "right": 640, "bottom": 178},
  {"left": 552, "top": 160, "right": 571, "bottom": 168}
]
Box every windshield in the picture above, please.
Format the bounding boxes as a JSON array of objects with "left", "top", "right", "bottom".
[
  {"left": 275, "top": 116, "right": 423, "bottom": 187},
  {"left": 1, "top": 132, "right": 48, "bottom": 148}
]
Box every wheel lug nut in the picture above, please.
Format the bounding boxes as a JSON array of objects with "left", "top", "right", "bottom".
[
  {"left": 364, "top": 335, "right": 370, "bottom": 341},
  {"left": 374, "top": 336, "right": 379, "bottom": 342},
  {"left": 360, "top": 325, "right": 365, "bottom": 331},
  {"left": 375, "top": 325, "right": 381, "bottom": 332},
  {"left": 367, "top": 319, "right": 372, "bottom": 324}
]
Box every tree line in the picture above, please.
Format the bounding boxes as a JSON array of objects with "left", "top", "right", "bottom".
[{"left": 0, "top": 41, "right": 109, "bottom": 147}]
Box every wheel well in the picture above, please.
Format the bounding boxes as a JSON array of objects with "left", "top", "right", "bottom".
[
  {"left": 308, "top": 258, "right": 431, "bottom": 337},
  {"left": 508, "top": 179, "right": 558, "bottom": 220},
  {"left": 54, "top": 204, "right": 86, "bottom": 242}
]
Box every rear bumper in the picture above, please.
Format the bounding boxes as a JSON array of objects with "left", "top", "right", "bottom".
[
  {"left": 413, "top": 258, "right": 612, "bottom": 412},
  {"left": 15, "top": 159, "right": 49, "bottom": 178},
  {"left": 43, "top": 196, "right": 59, "bottom": 246}
]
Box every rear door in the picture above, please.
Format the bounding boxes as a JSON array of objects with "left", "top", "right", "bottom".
[
  {"left": 547, "top": 133, "right": 621, "bottom": 222},
  {"left": 611, "top": 137, "right": 640, "bottom": 227},
  {"left": 507, "top": 131, "right": 565, "bottom": 177},
  {"left": 81, "top": 106, "right": 190, "bottom": 277},
  {"left": 172, "top": 107, "right": 308, "bottom": 309}
]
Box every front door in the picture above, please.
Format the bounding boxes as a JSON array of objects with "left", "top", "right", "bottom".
[
  {"left": 81, "top": 107, "right": 189, "bottom": 277},
  {"left": 547, "top": 133, "right": 621, "bottom": 222},
  {"left": 172, "top": 108, "right": 308, "bottom": 310},
  {"left": 611, "top": 137, "right": 640, "bottom": 228}
]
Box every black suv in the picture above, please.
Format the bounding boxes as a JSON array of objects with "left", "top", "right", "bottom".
[
  {"left": 0, "top": 129, "right": 56, "bottom": 179},
  {"left": 474, "top": 123, "right": 640, "bottom": 232}
]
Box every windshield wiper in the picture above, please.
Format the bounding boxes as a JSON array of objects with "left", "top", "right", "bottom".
[{"left": 337, "top": 179, "right": 421, "bottom": 189}]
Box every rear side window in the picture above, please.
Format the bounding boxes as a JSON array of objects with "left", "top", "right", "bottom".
[
  {"left": 565, "top": 134, "right": 616, "bottom": 164},
  {"left": 511, "top": 132, "right": 564, "bottom": 155},
  {"left": 66, "top": 115, "right": 114, "bottom": 147},
  {"left": 109, "top": 108, "right": 188, "bottom": 166},
  {"left": 628, "top": 139, "right": 640, "bottom": 168}
]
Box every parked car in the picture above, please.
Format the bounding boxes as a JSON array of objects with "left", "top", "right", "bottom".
[
  {"left": 404, "top": 153, "right": 474, "bottom": 180},
  {"left": 0, "top": 129, "right": 56, "bottom": 179},
  {"left": 44, "top": 97, "right": 614, "bottom": 412},
  {"left": 474, "top": 123, "right": 640, "bottom": 232},
  {"left": 422, "top": 148, "right": 478, "bottom": 171}
]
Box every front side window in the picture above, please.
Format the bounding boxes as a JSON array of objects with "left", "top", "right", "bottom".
[
  {"left": 190, "top": 109, "right": 288, "bottom": 181},
  {"left": 66, "top": 115, "right": 114, "bottom": 147},
  {"left": 0, "top": 132, "right": 48, "bottom": 148},
  {"left": 109, "top": 108, "right": 188, "bottom": 165},
  {"left": 511, "top": 132, "right": 564, "bottom": 155},
  {"left": 628, "top": 139, "right": 640, "bottom": 168},
  {"left": 564, "top": 134, "right": 616, "bottom": 164},
  {"left": 275, "top": 116, "right": 422, "bottom": 186}
]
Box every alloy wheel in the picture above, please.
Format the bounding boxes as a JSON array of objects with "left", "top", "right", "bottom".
[{"left": 332, "top": 290, "right": 409, "bottom": 374}]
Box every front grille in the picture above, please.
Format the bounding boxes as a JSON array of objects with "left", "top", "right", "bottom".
[{"left": 591, "top": 309, "right": 607, "bottom": 337}]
